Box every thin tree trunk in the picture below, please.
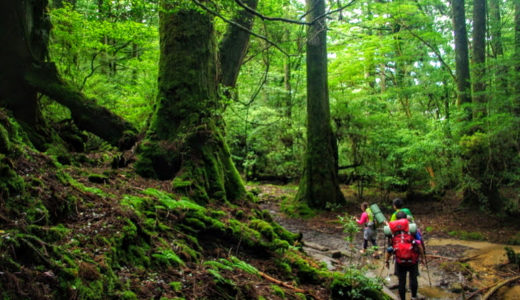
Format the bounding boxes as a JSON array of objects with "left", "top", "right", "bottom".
[
  {"left": 452, "top": 0, "right": 472, "bottom": 119},
  {"left": 489, "top": 0, "right": 507, "bottom": 111},
  {"left": 296, "top": 0, "right": 345, "bottom": 209},
  {"left": 514, "top": 0, "right": 520, "bottom": 116},
  {"left": 472, "top": 0, "right": 486, "bottom": 119},
  {"left": 218, "top": 0, "right": 259, "bottom": 88}
]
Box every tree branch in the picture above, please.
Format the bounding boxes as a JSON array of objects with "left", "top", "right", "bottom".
[
  {"left": 402, "top": 26, "right": 456, "bottom": 83},
  {"left": 193, "top": 0, "right": 292, "bottom": 57},
  {"left": 234, "top": 0, "right": 357, "bottom": 25}
]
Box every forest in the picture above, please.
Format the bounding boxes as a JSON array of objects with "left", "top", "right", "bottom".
[{"left": 1, "top": 0, "right": 520, "bottom": 299}]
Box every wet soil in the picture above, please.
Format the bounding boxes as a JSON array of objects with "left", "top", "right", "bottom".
[{"left": 253, "top": 183, "right": 520, "bottom": 300}]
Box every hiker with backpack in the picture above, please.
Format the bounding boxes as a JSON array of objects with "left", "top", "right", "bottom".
[
  {"left": 356, "top": 202, "right": 377, "bottom": 254},
  {"left": 384, "top": 211, "right": 425, "bottom": 300},
  {"left": 390, "top": 198, "right": 423, "bottom": 242},
  {"left": 390, "top": 198, "right": 413, "bottom": 222}
]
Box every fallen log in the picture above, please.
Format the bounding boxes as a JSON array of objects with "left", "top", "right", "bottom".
[
  {"left": 25, "top": 63, "right": 137, "bottom": 149},
  {"left": 482, "top": 275, "right": 520, "bottom": 300},
  {"left": 426, "top": 254, "right": 457, "bottom": 261},
  {"left": 467, "top": 275, "right": 520, "bottom": 299}
]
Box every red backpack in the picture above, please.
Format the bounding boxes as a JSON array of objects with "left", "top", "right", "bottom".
[{"left": 389, "top": 219, "right": 419, "bottom": 265}]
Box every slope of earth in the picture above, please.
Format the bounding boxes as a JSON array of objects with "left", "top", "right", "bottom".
[{"left": 0, "top": 115, "right": 387, "bottom": 300}]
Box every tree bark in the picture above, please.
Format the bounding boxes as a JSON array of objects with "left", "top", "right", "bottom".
[
  {"left": 218, "top": 0, "right": 259, "bottom": 88},
  {"left": 25, "top": 63, "right": 137, "bottom": 149},
  {"left": 452, "top": 0, "right": 472, "bottom": 119},
  {"left": 514, "top": 0, "right": 520, "bottom": 117},
  {"left": 135, "top": 1, "right": 246, "bottom": 203},
  {"left": 296, "top": 0, "right": 345, "bottom": 209},
  {"left": 489, "top": 0, "right": 508, "bottom": 109},
  {"left": 0, "top": 0, "right": 49, "bottom": 130},
  {"left": 0, "top": 0, "right": 137, "bottom": 149},
  {"left": 472, "top": 0, "right": 486, "bottom": 119}
]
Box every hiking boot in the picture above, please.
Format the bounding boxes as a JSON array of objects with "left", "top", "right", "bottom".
[{"left": 359, "top": 249, "right": 366, "bottom": 254}]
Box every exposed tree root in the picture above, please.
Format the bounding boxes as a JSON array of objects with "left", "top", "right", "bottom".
[{"left": 258, "top": 271, "right": 320, "bottom": 299}]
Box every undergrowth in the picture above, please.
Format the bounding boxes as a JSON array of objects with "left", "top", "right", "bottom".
[{"left": 0, "top": 116, "right": 386, "bottom": 299}]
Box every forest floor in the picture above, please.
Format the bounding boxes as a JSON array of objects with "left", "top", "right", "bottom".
[
  {"left": 12, "top": 145, "right": 519, "bottom": 299},
  {"left": 252, "top": 183, "right": 520, "bottom": 300}
]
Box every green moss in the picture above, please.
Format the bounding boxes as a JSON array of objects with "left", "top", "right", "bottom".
[
  {"left": 120, "top": 290, "right": 139, "bottom": 300},
  {"left": 169, "top": 281, "right": 183, "bottom": 292},
  {"left": 173, "top": 240, "right": 201, "bottom": 262},
  {"left": 172, "top": 177, "right": 192, "bottom": 188},
  {"left": 280, "top": 195, "right": 315, "bottom": 218},
  {"left": 249, "top": 219, "right": 275, "bottom": 241},
  {"left": 135, "top": 139, "right": 181, "bottom": 180},
  {"left": 88, "top": 173, "right": 109, "bottom": 184},
  {"left": 270, "top": 284, "right": 285, "bottom": 298},
  {"left": 27, "top": 224, "right": 70, "bottom": 242},
  {"left": 0, "top": 125, "right": 10, "bottom": 154},
  {"left": 152, "top": 249, "right": 185, "bottom": 267}
]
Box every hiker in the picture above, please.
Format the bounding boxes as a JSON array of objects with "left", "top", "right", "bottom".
[
  {"left": 385, "top": 211, "right": 425, "bottom": 300},
  {"left": 390, "top": 198, "right": 422, "bottom": 242},
  {"left": 356, "top": 202, "right": 377, "bottom": 254},
  {"left": 390, "top": 198, "right": 413, "bottom": 222}
]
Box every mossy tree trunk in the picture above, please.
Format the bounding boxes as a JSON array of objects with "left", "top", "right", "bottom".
[
  {"left": 0, "top": 0, "right": 49, "bottom": 134},
  {"left": 135, "top": 1, "right": 246, "bottom": 204},
  {"left": 295, "top": 0, "right": 345, "bottom": 209},
  {"left": 218, "top": 0, "right": 259, "bottom": 88},
  {"left": 0, "top": 0, "right": 137, "bottom": 149}
]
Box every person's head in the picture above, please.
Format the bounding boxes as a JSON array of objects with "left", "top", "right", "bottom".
[
  {"left": 393, "top": 198, "right": 403, "bottom": 209},
  {"left": 396, "top": 211, "right": 407, "bottom": 220},
  {"left": 360, "top": 202, "right": 369, "bottom": 211}
]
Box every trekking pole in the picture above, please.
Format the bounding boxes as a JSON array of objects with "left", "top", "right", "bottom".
[
  {"left": 378, "top": 260, "right": 386, "bottom": 277},
  {"left": 424, "top": 252, "right": 432, "bottom": 287}
]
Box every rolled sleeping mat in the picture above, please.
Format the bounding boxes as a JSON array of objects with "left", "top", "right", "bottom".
[
  {"left": 369, "top": 204, "right": 387, "bottom": 224},
  {"left": 409, "top": 222, "right": 417, "bottom": 234},
  {"left": 384, "top": 222, "right": 417, "bottom": 236},
  {"left": 383, "top": 225, "right": 392, "bottom": 237}
]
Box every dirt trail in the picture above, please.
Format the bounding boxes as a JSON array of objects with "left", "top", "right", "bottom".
[{"left": 254, "top": 184, "right": 520, "bottom": 300}]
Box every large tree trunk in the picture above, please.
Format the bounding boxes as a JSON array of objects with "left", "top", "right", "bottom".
[
  {"left": 0, "top": 0, "right": 137, "bottom": 149},
  {"left": 295, "top": 0, "right": 345, "bottom": 209},
  {"left": 452, "top": 0, "right": 472, "bottom": 119},
  {"left": 135, "top": 1, "right": 246, "bottom": 204},
  {"left": 0, "top": 0, "right": 48, "bottom": 130}
]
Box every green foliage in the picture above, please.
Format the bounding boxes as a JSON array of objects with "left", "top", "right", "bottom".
[
  {"left": 270, "top": 284, "right": 285, "bottom": 298},
  {"left": 329, "top": 269, "right": 386, "bottom": 300},
  {"left": 505, "top": 247, "right": 520, "bottom": 268},
  {"left": 280, "top": 195, "right": 315, "bottom": 218},
  {"left": 338, "top": 214, "right": 360, "bottom": 244},
  {"left": 508, "top": 232, "right": 520, "bottom": 245},
  {"left": 152, "top": 249, "right": 185, "bottom": 267},
  {"left": 448, "top": 230, "right": 486, "bottom": 241},
  {"left": 48, "top": 2, "right": 158, "bottom": 130}
]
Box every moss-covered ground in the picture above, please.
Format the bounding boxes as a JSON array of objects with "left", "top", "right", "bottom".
[{"left": 0, "top": 115, "right": 387, "bottom": 299}]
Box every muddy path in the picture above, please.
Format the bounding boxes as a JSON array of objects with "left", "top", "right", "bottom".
[{"left": 253, "top": 184, "right": 520, "bottom": 300}]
